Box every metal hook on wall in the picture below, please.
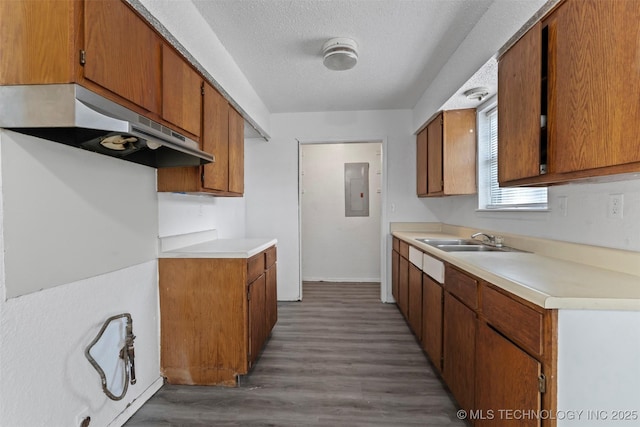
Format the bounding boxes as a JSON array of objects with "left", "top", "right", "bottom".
[{"left": 85, "top": 313, "right": 136, "bottom": 401}]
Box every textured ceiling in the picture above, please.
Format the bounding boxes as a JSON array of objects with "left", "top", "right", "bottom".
[{"left": 191, "top": 0, "right": 495, "bottom": 114}]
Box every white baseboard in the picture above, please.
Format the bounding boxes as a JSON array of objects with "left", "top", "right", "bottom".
[
  {"left": 108, "top": 377, "right": 164, "bottom": 427},
  {"left": 302, "top": 277, "right": 380, "bottom": 283}
]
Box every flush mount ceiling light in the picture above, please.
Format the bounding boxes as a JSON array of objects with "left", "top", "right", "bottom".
[
  {"left": 463, "top": 87, "right": 490, "bottom": 102},
  {"left": 322, "top": 37, "right": 358, "bottom": 71}
]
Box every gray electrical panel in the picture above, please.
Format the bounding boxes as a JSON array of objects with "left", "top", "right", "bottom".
[{"left": 344, "top": 162, "right": 369, "bottom": 217}]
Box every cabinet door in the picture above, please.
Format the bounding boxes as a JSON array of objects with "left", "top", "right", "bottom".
[
  {"left": 427, "top": 115, "right": 443, "bottom": 195},
  {"left": 84, "top": 0, "right": 161, "bottom": 113},
  {"left": 475, "top": 321, "right": 542, "bottom": 427},
  {"left": 416, "top": 128, "right": 428, "bottom": 196},
  {"left": 398, "top": 256, "right": 409, "bottom": 319},
  {"left": 228, "top": 107, "right": 245, "bottom": 194},
  {"left": 266, "top": 263, "right": 278, "bottom": 334},
  {"left": 408, "top": 262, "right": 423, "bottom": 339},
  {"left": 159, "top": 258, "right": 247, "bottom": 386},
  {"left": 0, "top": 0, "right": 76, "bottom": 85},
  {"left": 162, "top": 44, "right": 202, "bottom": 137},
  {"left": 248, "top": 274, "right": 266, "bottom": 367},
  {"left": 391, "top": 250, "right": 399, "bottom": 302},
  {"left": 443, "top": 292, "right": 476, "bottom": 413},
  {"left": 551, "top": 0, "right": 640, "bottom": 173},
  {"left": 443, "top": 109, "right": 477, "bottom": 195},
  {"left": 498, "top": 22, "right": 541, "bottom": 184},
  {"left": 422, "top": 273, "right": 443, "bottom": 372},
  {"left": 202, "top": 83, "right": 230, "bottom": 192}
]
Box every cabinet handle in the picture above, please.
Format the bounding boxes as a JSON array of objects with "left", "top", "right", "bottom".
[{"left": 538, "top": 373, "right": 546, "bottom": 393}]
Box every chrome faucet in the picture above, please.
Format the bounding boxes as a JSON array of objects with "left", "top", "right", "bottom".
[{"left": 471, "top": 232, "right": 503, "bottom": 247}]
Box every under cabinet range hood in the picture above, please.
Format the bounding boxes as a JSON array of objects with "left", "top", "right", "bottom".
[{"left": 0, "top": 84, "right": 214, "bottom": 168}]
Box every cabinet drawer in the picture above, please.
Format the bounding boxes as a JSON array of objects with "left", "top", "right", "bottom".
[
  {"left": 392, "top": 237, "right": 400, "bottom": 252},
  {"left": 445, "top": 266, "right": 477, "bottom": 309},
  {"left": 481, "top": 284, "right": 543, "bottom": 357},
  {"left": 399, "top": 241, "right": 409, "bottom": 259},
  {"left": 247, "top": 251, "right": 266, "bottom": 283},
  {"left": 265, "top": 245, "right": 277, "bottom": 268}
]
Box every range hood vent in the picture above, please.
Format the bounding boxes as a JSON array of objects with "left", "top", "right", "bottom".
[{"left": 0, "top": 84, "right": 214, "bottom": 168}]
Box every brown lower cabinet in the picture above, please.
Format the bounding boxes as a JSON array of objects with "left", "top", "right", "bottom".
[
  {"left": 475, "top": 321, "right": 542, "bottom": 427},
  {"left": 391, "top": 239, "right": 557, "bottom": 427},
  {"left": 159, "top": 245, "right": 277, "bottom": 386},
  {"left": 408, "top": 263, "right": 423, "bottom": 338},
  {"left": 443, "top": 291, "right": 476, "bottom": 414},
  {"left": 265, "top": 262, "right": 278, "bottom": 333},
  {"left": 398, "top": 255, "right": 409, "bottom": 320},
  {"left": 248, "top": 274, "right": 267, "bottom": 368},
  {"left": 421, "top": 273, "right": 443, "bottom": 372},
  {"left": 391, "top": 246, "right": 400, "bottom": 302},
  {"left": 391, "top": 237, "right": 400, "bottom": 302}
]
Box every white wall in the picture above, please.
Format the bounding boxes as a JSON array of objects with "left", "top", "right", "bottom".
[
  {"left": 158, "top": 192, "right": 246, "bottom": 238},
  {"left": 425, "top": 177, "right": 640, "bottom": 252},
  {"left": 557, "top": 310, "right": 640, "bottom": 426},
  {"left": 1, "top": 131, "right": 158, "bottom": 298},
  {"left": 406, "top": 0, "right": 640, "bottom": 253},
  {"left": 301, "top": 142, "right": 382, "bottom": 282},
  {"left": 245, "top": 106, "right": 640, "bottom": 306},
  {"left": 245, "top": 110, "right": 439, "bottom": 301},
  {"left": 412, "top": 0, "right": 548, "bottom": 131},
  {"left": 137, "top": 0, "right": 271, "bottom": 136},
  {"left": 0, "top": 132, "right": 161, "bottom": 427}
]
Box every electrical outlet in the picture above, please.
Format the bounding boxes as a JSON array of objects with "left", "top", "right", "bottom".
[
  {"left": 558, "top": 196, "right": 568, "bottom": 217},
  {"left": 608, "top": 194, "right": 624, "bottom": 219}
]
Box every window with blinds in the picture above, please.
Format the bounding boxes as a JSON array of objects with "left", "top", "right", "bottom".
[{"left": 480, "top": 106, "right": 547, "bottom": 209}]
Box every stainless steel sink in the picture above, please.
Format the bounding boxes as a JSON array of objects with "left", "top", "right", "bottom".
[
  {"left": 435, "top": 244, "right": 507, "bottom": 252},
  {"left": 415, "top": 237, "right": 522, "bottom": 253},
  {"left": 415, "top": 238, "right": 481, "bottom": 246}
]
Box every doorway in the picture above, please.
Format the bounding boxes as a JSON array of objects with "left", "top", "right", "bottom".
[{"left": 299, "top": 141, "right": 383, "bottom": 298}]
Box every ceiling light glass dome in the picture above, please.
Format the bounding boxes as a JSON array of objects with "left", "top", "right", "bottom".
[{"left": 322, "top": 38, "right": 358, "bottom": 71}]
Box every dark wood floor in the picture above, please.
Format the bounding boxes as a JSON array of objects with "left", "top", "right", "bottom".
[{"left": 125, "top": 282, "right": 466, "bottom": 427}]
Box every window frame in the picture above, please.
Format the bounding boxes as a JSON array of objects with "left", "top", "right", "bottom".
[{"left": 477, "top": 97, "right": 548, "bottom": 211}]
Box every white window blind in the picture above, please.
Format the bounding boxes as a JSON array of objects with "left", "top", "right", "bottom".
[{"left": 482, "top": 108, "right": 547, "bottom": 209}]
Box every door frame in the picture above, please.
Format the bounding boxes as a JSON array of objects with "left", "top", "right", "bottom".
[{"left": 297, "top": 136, "right": 390, "bottom": 302}]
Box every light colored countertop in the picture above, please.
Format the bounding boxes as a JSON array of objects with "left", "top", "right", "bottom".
[
  {"left": 393, "top": 230, "right": 640, "bottom": 311},
  {"left": 158, "top": 230, "right": 277, "bottom": 259}
]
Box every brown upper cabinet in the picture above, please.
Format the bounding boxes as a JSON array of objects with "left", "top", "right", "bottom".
[
  {"left": 228, "top": 107, "right": 245, "bottom": 194},
  {"left": 498, "top": 0, "right": 640, "bottom": 186},
  {"left": 1, "top": 0, "right": 163, "bottom": 116},
  {"left": 157, "top": 82, "right": 245, "bottom": 195},
  {"left": 2, "top": 0, "right": 246, "bottom": 196},
  {"left": 203, "top": 83, "right": 244, "bottom": 195},
  {"left": 497, "top": 23, "right": 542, "bottom": 184},
  {"left": 202, "top": 83, "right": 231, "bottom": 192},
  {"left": 416, "top": 129, "right": 428, "bottom": 196},
  {"left": 162, "top": 45, "right": 203, "bottom": 138},
  {"left": 416, "top": 109, "right": 477, "bottom": 197},
  {"left": 0, "top": 0, "right": 77, "bottom": 85},
  {"left": 84, "top": 0, "right": 163, "bottom": 115}
]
